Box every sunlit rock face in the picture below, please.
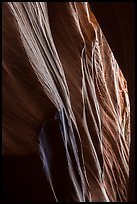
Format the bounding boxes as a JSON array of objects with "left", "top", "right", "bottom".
[{"left": 2, "top": 2, "right": 130, "bottom": 202}]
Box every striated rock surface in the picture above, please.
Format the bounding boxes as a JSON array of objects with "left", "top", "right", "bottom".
[{"left": 2, "top": 2, "right": 130, "bottom": 202}]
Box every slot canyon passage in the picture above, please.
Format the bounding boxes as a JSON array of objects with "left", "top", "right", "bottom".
[{"left": 2, "top": 2, "right": 135, "bottom": 202}]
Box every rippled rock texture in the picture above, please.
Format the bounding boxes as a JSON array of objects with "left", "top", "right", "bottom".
[{"left": 2, "top": 2, "right": 131, "bottom": 202}]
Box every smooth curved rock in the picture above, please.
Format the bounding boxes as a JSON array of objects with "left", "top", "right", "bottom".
[{"left": 2, "top": 2, "right": 130, "bottom": 202}]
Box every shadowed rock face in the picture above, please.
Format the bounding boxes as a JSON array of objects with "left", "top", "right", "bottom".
[{"left": 2, "top": 2, "right": 131, "bottom": 202}]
